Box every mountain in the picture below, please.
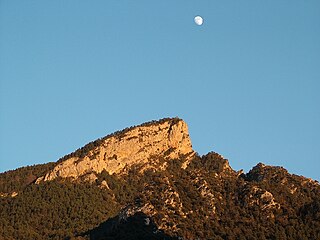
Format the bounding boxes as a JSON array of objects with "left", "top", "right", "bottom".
[
  {"left": 37, "top": 117, "right": 194, "bottom": 182},
  {"left": 0, "top": 118, "right": 319, "bottom": 240}
]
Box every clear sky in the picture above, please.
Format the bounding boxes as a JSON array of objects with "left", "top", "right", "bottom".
[{"left": 0, "top": 1, "right": 319, "bottom": 180}]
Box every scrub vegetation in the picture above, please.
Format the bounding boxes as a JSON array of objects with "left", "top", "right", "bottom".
[{"left": 0, "top": 153, "right": 319, "bottom": 239}]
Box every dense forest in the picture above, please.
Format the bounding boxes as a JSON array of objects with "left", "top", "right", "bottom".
[
  {"left": 0, "top": 152, "right": 319, "bottom": 239},
  {"left": 0, "top": 162, "right": 55, "bottom": 193}
]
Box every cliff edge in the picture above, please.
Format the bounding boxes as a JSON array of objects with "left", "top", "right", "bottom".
[{"left": 37, "top": 118, "right": 195, "bottom": 182}]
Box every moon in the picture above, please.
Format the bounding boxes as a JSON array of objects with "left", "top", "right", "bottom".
[{"left": 194, "top": 16, "right": 203, "bottom": 26}]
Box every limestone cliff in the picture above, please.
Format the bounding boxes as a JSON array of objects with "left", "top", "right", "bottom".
[
  {"left": 37, "top": 118, "right": 194, "bottom": 182},
  {"left": 2, "top": 118, "right": 320, "bottom": 239}
]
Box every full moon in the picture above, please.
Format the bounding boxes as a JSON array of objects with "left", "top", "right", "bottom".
[{"left": 194, "top": 16, "right": 203, "bottom": 26}]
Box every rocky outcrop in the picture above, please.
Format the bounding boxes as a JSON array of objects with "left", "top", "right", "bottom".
[
  {"left": 37, "top": 118, "right": 195, "bottom": 182},
  {"left": 0, "top": 192, "right": 18, "bottom": 198},
  {"left": 2, "top": 117, "right": 320, "bottom": 239},
  {"left": 86, "top": 205, "right": 177, "bottom": 240}
]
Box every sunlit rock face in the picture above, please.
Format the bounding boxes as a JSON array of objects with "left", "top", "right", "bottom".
[{"left": 38, "top": 118, "right": 195, "bottom": 182}]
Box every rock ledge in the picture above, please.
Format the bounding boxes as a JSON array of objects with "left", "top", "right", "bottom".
[{"left": 37, "top": 118, "right": 194, "bottom": 182}]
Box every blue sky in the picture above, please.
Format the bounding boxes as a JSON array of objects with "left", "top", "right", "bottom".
[{"left": 0, "top": 1, "right": 319, "bottom": 180}]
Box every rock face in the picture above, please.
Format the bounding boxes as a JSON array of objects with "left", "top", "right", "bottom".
[
  {"left": 39, "top": 118, "right": 194, "bottom": 181},
  {"left": 1, "top": 117, "right": 320, "bottom": 239}
]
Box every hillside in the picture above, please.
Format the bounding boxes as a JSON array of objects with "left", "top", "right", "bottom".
[{"left": 0, "top": 118, "right": 319, "bottom": 240}]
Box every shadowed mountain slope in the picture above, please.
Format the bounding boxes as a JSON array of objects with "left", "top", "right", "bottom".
[{"left": 0, "top": 118, "right": 319, "bottom": 240}]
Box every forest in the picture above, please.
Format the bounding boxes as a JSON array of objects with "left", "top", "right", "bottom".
[{"left": 0, "top": 152, "right": 319, "bottom": 239}]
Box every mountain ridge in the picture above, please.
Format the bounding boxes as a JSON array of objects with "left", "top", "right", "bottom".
[
  {"left": 36, "top": 117, "right": 194, "bottom": 183},
  {"left": 0, "top": 118, "right": 319, "bottom": 239}
]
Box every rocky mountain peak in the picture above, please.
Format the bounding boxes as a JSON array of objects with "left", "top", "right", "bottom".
[
  {"left": 37, "top": 118, "right": 195, "bottom": 182},
  {"left": 1, "top": 118, "right": 320, "bottom": 239}
]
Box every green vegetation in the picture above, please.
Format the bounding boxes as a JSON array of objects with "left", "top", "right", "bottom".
[
  {"left": 0, "top": 179, "right": 118, "bottom": 240},
  {"left": 0, "top": 152, "right": 319, "bottom": 239},
  {"left": 0, "top": 162, "right": 55, "bottom": 193}
]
